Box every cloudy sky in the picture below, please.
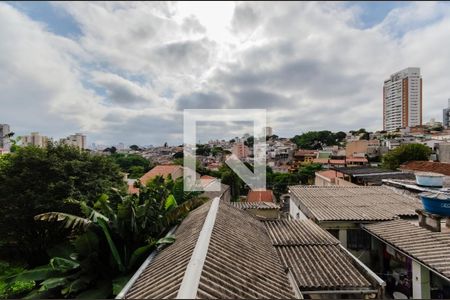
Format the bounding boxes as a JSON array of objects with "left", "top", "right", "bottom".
[{"left": 1, "top": 1, "right": 450, "bottom": 146}]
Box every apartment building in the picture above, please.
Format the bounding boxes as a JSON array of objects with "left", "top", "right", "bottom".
[
  {"left": 0, "top": 124, "right": 11, "bottom": 152},
  {"left": 22, "top": 132, "right": 50, "bottom": 147},
  {"left": 60, "top": 133, "right": 86, "bottom": 149},
  {"left": 383, "top": 68, "right": 422, "bottom": 131},
  {"left": 232, "top": 142, "right": 250, "bottom": 159}
]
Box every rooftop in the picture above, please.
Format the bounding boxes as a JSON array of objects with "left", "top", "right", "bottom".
[
  {"left": 231, "top": 201, "right": 280, "bottom": 210},
  {"left": 247, "top": 190, "right": 275, "bottom": 202},
  {"left": 264, "top": 220, "right": 376, "bottom": 291},
  {"left": 289, "top": 186, "right": 422, "bottom": 222},
  {"left": 123, "top": 200, "right": 296, "bottom": 299},
  {"left": 400, "top": 161, "right": 450, "bottom": 176},
  {"left": 330, "top": 166, "right": 416, "bottom": 185},
  {"left": 139, "top": 164, "right": 183, "bottom": 185},
  {"left": 363, "top": 219, "right": 450, "bottom": 281}
]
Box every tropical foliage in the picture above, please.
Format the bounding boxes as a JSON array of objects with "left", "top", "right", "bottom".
[{"left": 4, "top": 176, "right": 207, "bottom": 299}]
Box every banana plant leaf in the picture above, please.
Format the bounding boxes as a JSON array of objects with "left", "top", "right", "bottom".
[{"left": 97, "top": 218, "right": 125, "bottom": 272}]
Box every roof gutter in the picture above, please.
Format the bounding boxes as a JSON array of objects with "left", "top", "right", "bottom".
[
  {"left": 115, "top": 226, "right": 178, "bottom": 299},
  {"left": 176, "top": 197, "right": 220, "bottom": 299}
]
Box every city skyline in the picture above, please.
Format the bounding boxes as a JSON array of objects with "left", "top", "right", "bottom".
[{"left": 1, "top": 2, "right": 450, "bottom": 145}]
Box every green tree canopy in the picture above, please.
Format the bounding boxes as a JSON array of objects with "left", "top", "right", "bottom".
[
  {"left": 0, "top": 143, "right": 126, "bottom": 265},
  {"left": 109, "top": 153, "right": 152, "bottom": 179},
  {"left": 381, "top": 143, "right": 431, "bottom": 170},
  {"left": 291, "top": 131, "right": 338, "bottom": 149}
]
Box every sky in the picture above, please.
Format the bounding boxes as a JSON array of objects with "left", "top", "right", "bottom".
[{"left": 1, "top": 1, "right": 450, "bottom": 146}]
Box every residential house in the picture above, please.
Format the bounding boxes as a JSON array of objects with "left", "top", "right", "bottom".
[
  {"left": 118, "top": 198, "right": 384, "bottom": 299},
  {"left": 288, "top": 185, "right": 422, "bottom": 265}
]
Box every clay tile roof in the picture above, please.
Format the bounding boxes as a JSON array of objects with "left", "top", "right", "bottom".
[
  {"left": 295, "top": 150, "right": 317, "bottom": 156},
  {"left": 247, "top": 190, "right": 275, "bottom": 202},
  {"left": 329, "top": 159, "right": 346, "bottom": 164},
  {"left": 139, "top": 165, "right": 182, "bottom": 185},
  {"left": 315, "top": 170, "right": 342, "bottom": 180},
  {"left": 312, "top": 158, "right": 329, "bottom": 164},
  {"left": 346, "top": 157, "right": 369, "bottom": 163},
  {"left": 400, "top": 161, "right": 450, "bottom": 176}
]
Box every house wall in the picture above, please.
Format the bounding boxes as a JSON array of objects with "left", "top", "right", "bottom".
[
  {"left": 336, "top": 177, "right": 358, "bottom": 186},
  {"left": 289, "top": 198, "right": 307, "bottom": 220},
  {"left": 314, "top": 175, "right": 333, "bottom": 186}
]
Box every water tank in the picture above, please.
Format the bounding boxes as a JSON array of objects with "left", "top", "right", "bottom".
[{"left": 415, "top": 172, "right": 444, "bottom": 188}]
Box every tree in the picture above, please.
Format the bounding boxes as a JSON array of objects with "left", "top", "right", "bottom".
[
  {"left": 298, "top": 163, "right": 323, "bottom": 184},
  {"left": 382, "top": 144, "right": 432, "bottom": 170},
  {"left": 109, "top": 153, "right": 152, "bottom": 179},
  {"left": 335, "top": 131, "right": 347, "bottom": 141},
  {"left": 244, "top": 136, "right": 254, "bottom": 148},
  {"left": 195, "top": 144, "right": 211, "bottom": 156},
  {"left": 129, "top": 145, "right": 140, "bottom": 151},
  {"left": 0, "top": 143, "right": 126, "bottom": 266},
  {"left": 359, "top": 132, "right": 370, "bottom": 140},
  {"left": 6, "top": 175, "right": 207, "bottom": 299},
  {"left": 291, "top": 131, "right": 338, "bottom": 149}
]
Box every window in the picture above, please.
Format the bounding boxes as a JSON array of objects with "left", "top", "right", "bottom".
[
  {"left": 327, "top": 229, "right": 339, "bottom": 240},
  {"left": 347, "top": 229, "right": 371, "bottom": 250}
]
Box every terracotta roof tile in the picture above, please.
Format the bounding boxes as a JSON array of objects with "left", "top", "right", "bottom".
[
  {"left": 140, "top": 165, "right": 183, "bottom": 185},
  {"left": 400, "top": 161, "right": 450, "bottom": 176},
  {"left": 247, "top": 190, "right": 275, "bottom": 202}
]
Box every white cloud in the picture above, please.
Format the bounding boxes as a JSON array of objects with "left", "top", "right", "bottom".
[{"left": 1, "top": 1, "right": 450, "bottom": 145}]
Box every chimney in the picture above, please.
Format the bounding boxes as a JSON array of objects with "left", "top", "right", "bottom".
[{"left": 416, "top": 209, "right": 442, "bottom": 232}]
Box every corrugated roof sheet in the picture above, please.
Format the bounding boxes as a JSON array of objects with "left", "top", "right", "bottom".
[
  {"left": 197, "top": 202, "right": 294, "bottom": 299},
  {"left": 231, "top": 201, "right": 280, "bottom": 210},
  {"left": 264, "top": 220, "right": 373, "bottom": 290},
  {"left": 124, "top": 201, "right": 295, "bottom": 299},
  {"left": 125, "top": 201, "right": 211, "bottom": 299},
  {"left": 264, "top": 219, "right": 338, "bottom": 246},
  {"left": 364, "top": 219, "right": 450, "bottom": 280},
  {"left": 289, "top": 186, "right": 422, "bottom": 222}
]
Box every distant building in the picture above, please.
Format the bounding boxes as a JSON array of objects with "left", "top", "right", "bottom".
[
  {"left": 0, "top": 124, "right": 11, "bottom": 152},
  {"left": 345, "top": 140, "right": 380, "bottom": 158},
  {"left": 60, "top": 133, "right": 86, "bottom": 149},
  {"left": 383, "top": 67, "right": 422, "bottom": 131},
  {"left": 264, "top": 126, "right": 273, "bottom": 136},
  {"left": 22, "top": 132, "right": 50, "bottom": 148},
  {"left": 232, "top": 142, "right": 249, "bottom": 159},
  {"left": 444, "top": 99, "right": 450, "bottom": 128}
]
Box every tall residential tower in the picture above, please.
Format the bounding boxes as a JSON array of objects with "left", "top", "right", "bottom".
[{"left": 383, "top": 67, "right": 422, "bottom": 131}]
